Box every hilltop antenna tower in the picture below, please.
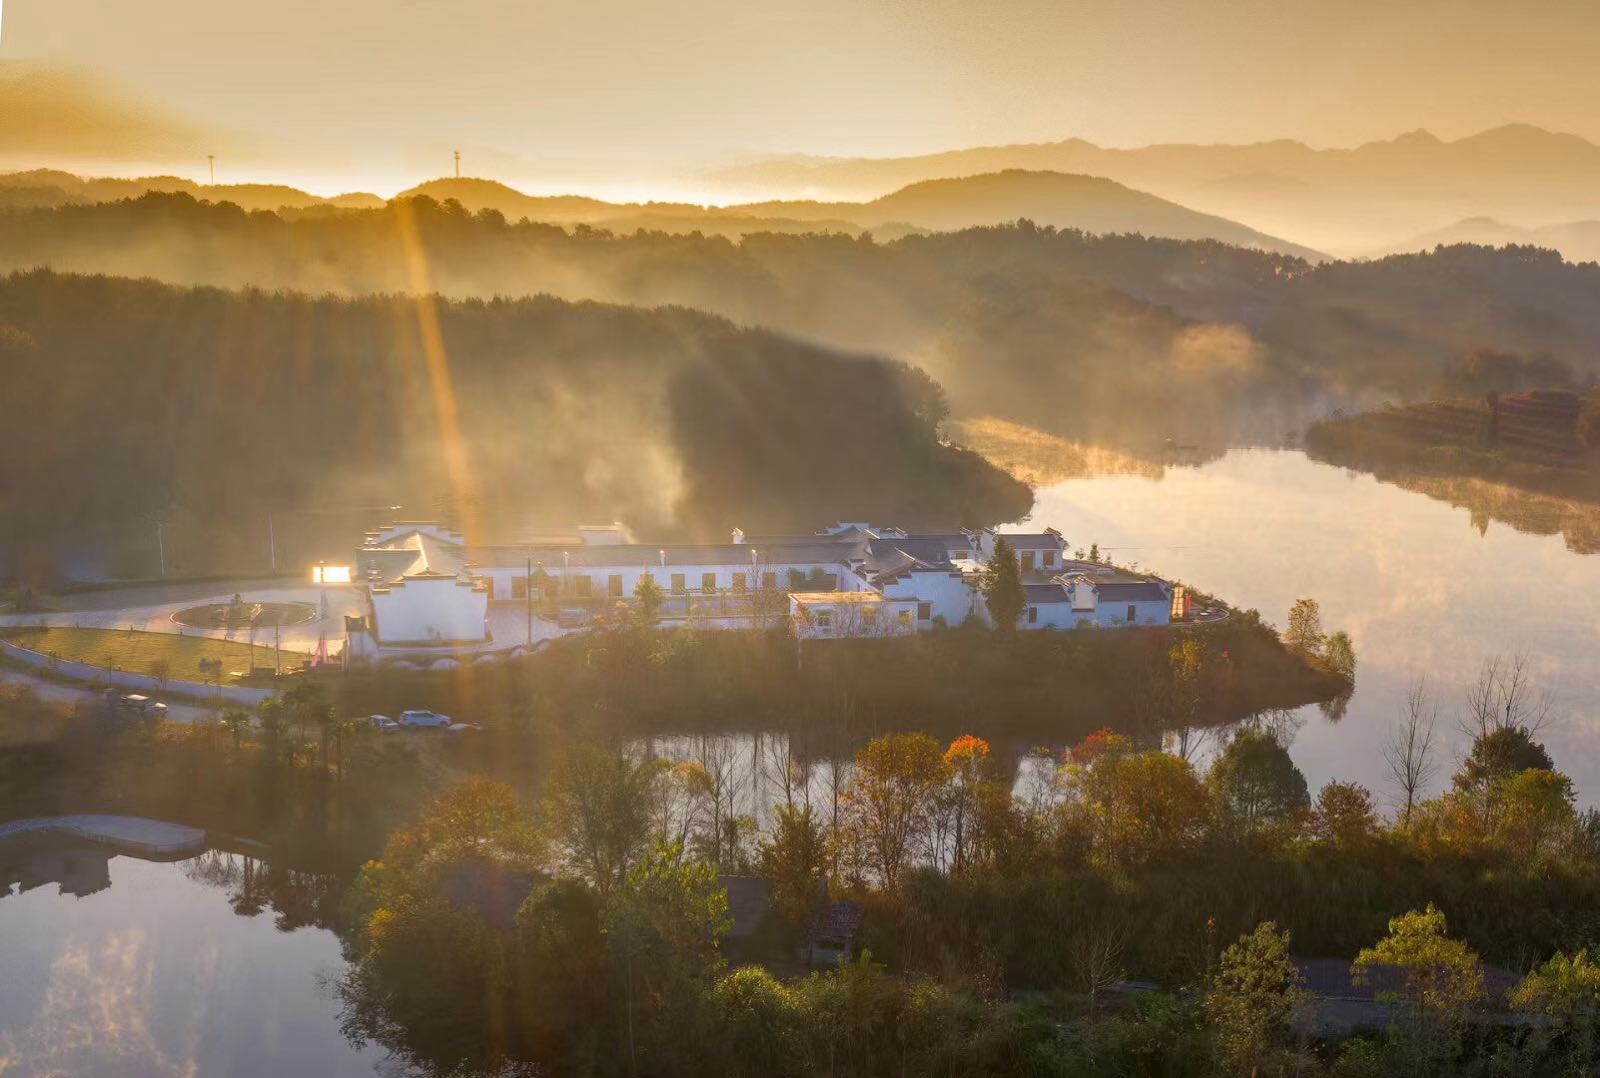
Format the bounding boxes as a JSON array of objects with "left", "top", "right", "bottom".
[
  {"left": 207, "top": 155, "right": 215, "bottom": 185},
  {"left": 454, "top": 150, "right": 461, "bottom": 178}
]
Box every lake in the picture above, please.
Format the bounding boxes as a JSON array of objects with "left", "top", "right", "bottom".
[
  {"left": 1022, "top": 447, "right": 1600, "bottom": 807},
  {"left": 0, "top": 842, "right": 387, "bottom": 1078}
]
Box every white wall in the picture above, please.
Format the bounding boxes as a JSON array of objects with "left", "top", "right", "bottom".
[
  {"left": 877, "top": 569, "right": 980, "bottom": 626},
  {"left": 370, "top": 577, "right": 488, "bottom": 643},
  {"left": 477, "top": 559, "right": 869, "bottom": 601}
]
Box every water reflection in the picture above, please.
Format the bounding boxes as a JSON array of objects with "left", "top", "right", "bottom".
[
  {"left": 0, "top": 840, "right": 386, "bottom": 1078},
  {"left": 1021, "top": 448, "right": 1600, "bottom": 806}
]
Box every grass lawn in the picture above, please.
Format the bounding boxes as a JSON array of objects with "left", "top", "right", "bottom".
[{"left": 2, "top": 626, "right": 298, "bottom": 679}]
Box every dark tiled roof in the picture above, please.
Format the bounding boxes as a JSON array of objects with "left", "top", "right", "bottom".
[
  {"left": 1093, "top": 581, "right": 1169, "bottom": 603},
  {"left": 999, "top": 532, "right": 1065, "bottom": 550},
  {"left": 1023, "top": 583, "right": 1073, "bottom": 604}
]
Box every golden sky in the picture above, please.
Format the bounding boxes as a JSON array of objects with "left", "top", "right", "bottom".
[{"left": 4, "top": 0, "right": 1600, "bottom": 195}]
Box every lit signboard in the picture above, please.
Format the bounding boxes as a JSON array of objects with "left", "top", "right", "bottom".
[{"left": 312, "top": 564, "right": 353, "bottom": 584}]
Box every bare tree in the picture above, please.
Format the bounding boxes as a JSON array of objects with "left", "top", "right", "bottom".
[
  {"left": 1067, "top": 915, "right": 1129, "bottom": 1015},
  {"left": 1461, "top": 652, "right": 1553, "bottom": 740},
  {"left": 1386, "top": 677, "right": 1439, "bottom": 827}
]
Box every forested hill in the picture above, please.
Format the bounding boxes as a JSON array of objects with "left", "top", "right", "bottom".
[
  {"left": 4, "top": 194, "right": 1599, "bottom": 451},
  {"left": 0, "top": 270, "right": 1028, "bottom": 582}
]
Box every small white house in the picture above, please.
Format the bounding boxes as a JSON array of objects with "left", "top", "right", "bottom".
[{"left": 790, "top": 591, "right": 919, "bottom": 638}]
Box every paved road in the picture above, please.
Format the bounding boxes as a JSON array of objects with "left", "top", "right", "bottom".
[{"left": 0, "top": 665, "right": 221, "bottom": 724}]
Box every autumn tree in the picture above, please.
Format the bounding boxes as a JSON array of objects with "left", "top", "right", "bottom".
[
  {"left": 1306, "top": 781, "right": 1379, "bottom": 848},
  {"left": 841, "top": 733, "right": 950, "bottom": 890},
  {"left": 633, "top": 571, "right": 666, "bottom": 626},
  {"left": 1386, "top": 678, "right": 1439, "bottom": 827},
  {"left": 757, "top": 804, "right": 830, "bottom": 937},
  {"left": 1353, "top": 904, "right": 1486, "bottom": 1066},
  {"left": 1283, "top": 597, "right": 1325, "bottom": 655},
  {"left": 981, "top": 537, "right": 1025, "bottom": 631},
  {"left": 1206, "top": 921, "right": 1306, "bottom": 1072},
  {"left": 1453, "top": 725, "right": 1553, "bottom": 792},
  {"left": 938, "top": 733, "right": 990, "bottom": 874},
  {"left": 1064, "top": 734, "right": 1211, "bottom": 868}
]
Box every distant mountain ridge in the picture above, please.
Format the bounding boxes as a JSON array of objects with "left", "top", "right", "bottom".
[
  {"left": 1383, "top": 216, "right": 1600, "bottom": 265},
  {"left": 4, "top": 167, "right": 1317, "bottom": 255},
  {"left": 708, "top": 124, "right": 1600, "bottom": 256}
]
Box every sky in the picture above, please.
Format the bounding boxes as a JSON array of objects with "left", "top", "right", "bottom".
[{"left": 4, "top": 0, "right": 1600, "bottom": 196}]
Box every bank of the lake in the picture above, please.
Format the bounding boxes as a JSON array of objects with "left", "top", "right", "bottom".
[{"left": 1020, "top": 447, "right": 1600, "bottom": 805}]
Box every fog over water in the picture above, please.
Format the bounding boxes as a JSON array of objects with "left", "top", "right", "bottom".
[{"left": 1022, "top": 448, "right": 1600, "bottom": 807}]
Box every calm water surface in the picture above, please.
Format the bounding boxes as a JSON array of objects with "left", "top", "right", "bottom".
[
  {"left": 0, "top": 845, "right": 387, "bottom": 1078},
  {"left": 1022, "top": 448, "right": 1600, "bottom": 806}
]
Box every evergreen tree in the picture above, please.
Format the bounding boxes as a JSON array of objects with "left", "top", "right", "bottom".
[{"left": 981, "top": 537, "right": 1025, "bottom": 631}]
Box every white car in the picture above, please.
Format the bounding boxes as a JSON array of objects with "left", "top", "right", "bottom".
[
  {"left": 368, "top": 714, "right": 400, "bottom": 732},
  {"left": 119, "top": 694, "right": 168, "bottom": 718},
  {"left": 398, "top": 709, "right": 451, "bottom": 729},
  {"left": 444, "top": 722, "right": 482, "bottom": 734}
]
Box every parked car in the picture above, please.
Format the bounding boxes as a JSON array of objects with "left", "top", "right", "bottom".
[
  {"left": 119, "top": 694, "right": 168, "bottom": 718},
  {"left": 398, "top": 709, "right": 451, "bottom": 729},
  {"left": 444, "top": 722, "right": 481, "bottom": 734},
  {"left": 367, "top": 714, "right": 400, "bottom": 732}
]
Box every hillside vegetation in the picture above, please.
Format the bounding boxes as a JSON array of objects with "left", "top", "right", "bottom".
[
  {"left": 6, "top": 195, "right": 1600, "bottom": 453},
  {"left": 0, "top": 270, "right": 1027, "bottom": 583}
]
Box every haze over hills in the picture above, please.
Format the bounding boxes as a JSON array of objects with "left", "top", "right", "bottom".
[
  {"left": 3, "top": 167, "right": 1316, "bottom": 254},
  {"left": 708, "top": 124, "right": 1600, "bottom": 256},
  {"left": 1381, "top": 217, "right": 1600, "bottom": 265}
]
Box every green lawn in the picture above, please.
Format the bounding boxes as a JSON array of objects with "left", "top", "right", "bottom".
[{"left": 2, "top": 626, "right": 300, "bottom": 678}]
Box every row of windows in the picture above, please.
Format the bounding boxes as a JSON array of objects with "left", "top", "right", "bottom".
[
  {"left": 509, "top": 571, "right": 839, "bottom": 598},
  {"left": 1026, "top": 603, "right": 1141, "bottom": 624}
]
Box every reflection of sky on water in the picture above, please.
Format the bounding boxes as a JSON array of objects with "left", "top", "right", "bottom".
[
  {"left": 1023, "top": 448, "right": 1600, "bottom": 807},
  {"left": 0, "top": 853, "right": 385, "bottom": 1078}
]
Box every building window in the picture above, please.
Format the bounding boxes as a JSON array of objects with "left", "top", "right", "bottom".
[
  {"left": 1042, "top": 551, "right": 1055, "bottom": 566},
  {"left": 1027, "top": 606, "right": 1038, "bottom": 624},
  {"left": 608, "top": 574, "right": 623, "bottom": 597},
  {"left": 1126, "top": 604, "right": 1137, "bottom": 623},
  {"left": 670, "top": 573, "right": 686, "bottom": 594},
  {"left": 702, "top": 572, "right": 717, "bottom": 592},
  {"left": 862, "top": 606, "right": 878, "bottom": 626},
  {"left": 511, "top": 575, "right": 527, "bottom": 599},
  {"left": 917, "top": 602, "right": 932, "bottom": 620},
  {"left": 815, "top": 610, "right": 832, "bottom": 629},
  {"left": 761, "top": 571, "right": 777, "bottom": 590},
  {"left": 730, "top": 572, "right": 747, "bottom": 593},
  {"left": 1020, "top": 550, "right": 1035, "bottom": 571},
  {"left": 897, "top": 610, "right": 912, "bottom": 628},
  {"left": 574, "top": 575, "right": 592, "bottom": 598}
]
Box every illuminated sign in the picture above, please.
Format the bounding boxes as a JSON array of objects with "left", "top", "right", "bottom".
[{"left": 312, "top": 564, "right": 353, "bottom": 584}]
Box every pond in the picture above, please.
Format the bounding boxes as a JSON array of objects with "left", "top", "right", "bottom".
[
  {"left": 1021, "top": 447, "right": 1600, "bottom": 807},
  {"left": 0, "top": 841, "right": 388, "bottom": 1078}
]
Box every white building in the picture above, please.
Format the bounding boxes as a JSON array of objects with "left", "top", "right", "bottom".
[{"left": 344, "top": 518, "right": 1166, "bottom": 655}]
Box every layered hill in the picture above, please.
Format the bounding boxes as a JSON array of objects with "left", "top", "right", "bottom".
[
  {"left": 5, "top": 195, "right": 1600, "bottom": 454},
  {"left": 710, "top": 124, "right": 1600, "bottom": 256},
  {"left": 5, "top": 167, "right": 1313, "bottom": 254},
  {"left": 1383, "top": 217, "right": 1600, "bottom": 265},
  {"left": 0, "top": 269, "right": 1028, "bottom": 581}
]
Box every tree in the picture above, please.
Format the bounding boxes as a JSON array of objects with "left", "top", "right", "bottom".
[
  {"left": 1283, "top": 598, "right": 1325, "bottom": 655},
  {"left": 712, "top": 967, "right": 804, "bottom": 1078},
  {"left": 1208, "top": 728, "right": 1309, "bottom": 832},
  {"left": 545, "top": 743, "right": 666, "bottom": 899},
  {"left": 148, "top": 656, "right": 173, "bottom": 687},
  {"left": 939, "top": 733, "right": 990, "bottom": 874},
  {"left": 1307, "top": 781, "right": 1379, "bottom": 847},
  {"left": 1461, "top": 652, "right": 1552, "bottom": 740},
  {"left": 1064, "top": 738, "right": 1211, "bottom": 868},
  {"left": 633, "top": 571, "right": 665, "bottom": 626},
  {"left": 1206, "top": 922, "right": 1306, "bottom": 1071},
  {"left": 1385, "top": 677, "right": 1438, "bottom": 827},
  {"left": 757, "top": 804, "right": 830, "bottom": 938},
  {"left": 220, "top": 706, "right": 251, "bottom": 752},
  {"left": 980, "top": 537, "right": 1025, "bottom": 631},
  {"left": 1453, "top": 725, "right": 1553, "bottom": 792},
  {"left": 1353, "top": 904, "right": 1486, "bottom": 1064},
  {"left": 1493, "top": 767, "right": 1576, "bottom": 859},
  {"left": 841, "top": 733, "right": 950, "bottom": 890},
  {"left": 1322, "top": 629, "right": 1356, "bottom": 681}
]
